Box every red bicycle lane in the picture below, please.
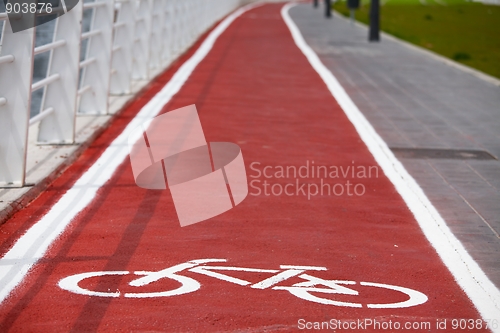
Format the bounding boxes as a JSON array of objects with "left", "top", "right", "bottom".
[{"left": 0, "top": 3, "right": 488, "bottom": 332}]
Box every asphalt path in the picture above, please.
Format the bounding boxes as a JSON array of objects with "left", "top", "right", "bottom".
[{"left": 0, "top": 3, "right": 496, "bottom": 332}]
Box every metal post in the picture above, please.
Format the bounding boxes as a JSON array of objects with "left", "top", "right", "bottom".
[
  {"left": 173, "top": 0, "right": 182, "bottom": 57},
  {"left": 148, "top": 0, "right": 163, "bottom": 73},
  {"left": 162, "top": 0, "right": 172, "bottom": 67},
  {"left": 325, "top": 0, "right": 331, "bottom": 18},
  {"left": 37, "top": 0, "right": 83, "bottom": 144},
  {"left": 78, "top": 0, "right": 114, "bottom": 115},
  {"left": 314, "top": 0, "right": 318, "bottom": 7},
  {"left": 132, "top": 0, "right": 153, "bottom": 80},
  {"left": 161, "top": 0, "right": 174, "bottom": 67},
  {"left": 188, "top": 0, "right": 196, "bottom": 45},
  {"left": 348, "top": 0, "right": 360, "bottom": 26},
  {"left": 110, "top": 0, "right": 135, "bottom": 95},
  {"left": 180, "top": 0, "right": 188, "bottom": 53},
  {"left": 369, "top": 0, "right": 380, "bottom": 41},
  {"left": 0, "top": 20, "right": 35, "bottom": 187}
]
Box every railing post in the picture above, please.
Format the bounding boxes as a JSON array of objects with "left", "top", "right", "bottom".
[
  {"left": 174, "top": 0, "right": 183, "bottom": 57},
  {"left": 37, "top": 1, "right": 84, "bottom": 144},
  {"left": 110, "top": 0, "right": 135, "bottom": 95},
  {"left": 148, "top": 0, "right": 163, "bottom": 73},
  {"left": 160, "top": 0, "right": 173, "bottom": 67},
  {"left": 188, "top": 0, "right": 195, "bottom": 44},
  {"left": 170, "top": 0, "right": 177, "bottom": 57},
  {"left": 204, "top": 0, "right": 211, "bottom": 31},
  {"left": 196, "top": 0, "right": 202, "bottom": 36},
  {"left": 78, "top": 0, "right": 115, "bottom": 115},
  {"left": 0, "top": 20, "right": 35, "bottom": 187},
  {"left": 181, "top": 0, "right": 188, "bottom": 51},
  {"left": 132, "top": 0, "right": 153, "bottom": 80}
]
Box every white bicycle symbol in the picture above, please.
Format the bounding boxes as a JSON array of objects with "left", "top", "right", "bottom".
[{"left": 59, "top": 258, "right": 428, "bottom": 309}]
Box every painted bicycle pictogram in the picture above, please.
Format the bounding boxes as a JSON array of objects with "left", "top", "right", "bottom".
[{"left": 58, "top": 259, "right": 428, "bottom": 309}]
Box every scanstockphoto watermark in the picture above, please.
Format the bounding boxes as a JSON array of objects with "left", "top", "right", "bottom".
[
  {"left": 297, "top": 318, "right": 499, "bottom": 331},
  {"left": 297, "top": 318, "right": 432, "bottom": 331},
  {"left": 249, "top": 161, "right": 379, "bottom": 199}
]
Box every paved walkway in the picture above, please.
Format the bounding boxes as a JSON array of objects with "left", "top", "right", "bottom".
[
  {"left": 290, "top": 3, "right": 500, "bottom": 288},
  {"left": 0, "top": 3, "right": 499, "bottom": 332}
]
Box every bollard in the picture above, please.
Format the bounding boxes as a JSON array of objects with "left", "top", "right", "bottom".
[
  {"left": 369, "top": 0, "right": 380, "bottom": 41},
  {"left": 325, "top": 0, "right": 331, "bottom": 18},
  {"left": 347, "top": 0, "right": 360, "bottom": 25}
]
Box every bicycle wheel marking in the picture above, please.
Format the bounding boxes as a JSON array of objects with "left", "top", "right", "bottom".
[
  {"left": 360, "top": 282, "right": 429, "bottom": 309},
  {"left": 58, "top": 271, "right": 129, "bottom": 298},
  {"left": 57, "top": 259, "right": 428, "bottom": 309}
]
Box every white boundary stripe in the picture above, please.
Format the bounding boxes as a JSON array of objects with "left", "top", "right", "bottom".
[
  {"left": 281, "top": 3, "right": 500, "bottom": 329},
  {"left": 0, "top": 2, "right": 262, "bottom": 305}
]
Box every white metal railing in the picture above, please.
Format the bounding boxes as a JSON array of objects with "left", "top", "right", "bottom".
[
  {"left": 29, "top": 107, "right": 54, "bottom": 126},
  {"left": 32, "top": 74, "right": 61, "bottom": 92},
  {"left": 0, "top": 55, "right": 14, "bottom": 64},
  {"left": 0, "top": 0, "right": 242, "bottom": 187},
  {"left": 34, "top": 40, "right": 67, "bottom": 55}
]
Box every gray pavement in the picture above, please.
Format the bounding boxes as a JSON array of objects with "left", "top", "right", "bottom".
[{"left": 290, "top": 4, "right": 500, "bottom": 287}]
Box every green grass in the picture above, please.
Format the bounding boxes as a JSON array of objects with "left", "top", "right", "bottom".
[{"left": 333, "top": 0, "right": 500, "bottom": 79}]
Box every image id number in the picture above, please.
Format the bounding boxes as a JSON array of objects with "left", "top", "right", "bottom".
[
  {"left": 451, "top": 319, "right": 498, "bottom": 330},
  {"left": 5, "top": 2, "right": 52, "bottom": 14}
]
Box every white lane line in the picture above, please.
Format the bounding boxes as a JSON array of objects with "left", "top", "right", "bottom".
[
  {"left": 282, "top": 2, "right": 500, "bottom": 330},
  {"left": 0, "top": 2, "right": 262, "bottom": 305}
]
